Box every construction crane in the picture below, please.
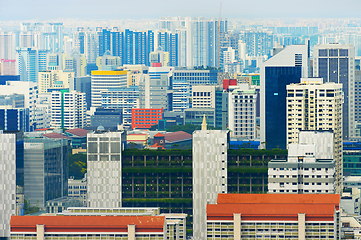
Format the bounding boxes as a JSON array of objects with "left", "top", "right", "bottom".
[{"left": 217, "top": 2, "right": 222, "bottom": 69}]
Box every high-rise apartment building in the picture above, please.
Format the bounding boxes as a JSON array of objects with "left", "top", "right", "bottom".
[
  {"left": 0, "top": 32, "right": 16, "bottom": 60},
  {"left": 228, "top": 84, "right": 257, "bottom": 140},
  {"left": 24, "top": 138, "right": 68, "bottom": 208},
  {"left": 191, "top": 85, "right": 228, "bottom": 129},
  {"left": 101, "top": 87, "right": 139, "bottom": 127},
  {"left": 268, "top": 130, "right": 335, "bottom": 194},
  {"left": 313, "top": 43, "right": 354, "bottom": 139},
  {"left": 154, "top": 31, "right": 179, "bottom": 66},
  {"left": 38, "top": 70, "right": 74, "bottom": 93},
  {"left": 159, "top": 17, "right": 227, "bottom": 67},
  {"left": 172, "top": 79, "right": 190, "bottom": 112},
  {"left": 50, "top": 90, "right": 86, "bottom": 129},
  {"left": 260, "top": 42, "right": 309, "bottom": 149},
  {"left": 16, "top": 47, "right": 38, "bottom": 82},
  {"left": 0, "top": 81, "right": 38, "bottom": 128},
  {"left": 192, "top": 123, "right": 229, "bottom": 240},
  {"left": 240, "top": 30, "right": 274, "bottom": 58},
  {"left": 91, "top": 70, "right": 128, "bottom": 107},
  {"left": 87, "top": 130, "right": 125, "bottom": 208},
  {"left": 139, "top": 66, "right": 173, "bottom": 110},
  {"left": 0, "top": 59, "right": 16, "bottom": 75},
  {"left": 286, "top": 78, "right": 343, "bottom": 192},
  {"left": 0, "top": 131, "right": 16, "bottom": 238}
]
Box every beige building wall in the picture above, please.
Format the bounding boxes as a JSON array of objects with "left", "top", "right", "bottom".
[{"left": 286, "top": 78, "right": 343, "bottom": 192}]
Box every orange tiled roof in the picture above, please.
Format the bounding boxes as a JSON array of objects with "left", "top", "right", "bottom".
[
  {"left": 207, "top": 203, "right": 336, "bottom": 221},
  {"left": 151, "top": 143, "right": 165, "bottom": 149},
  {"left": 11, "top": 216, "right": 165, "bottom": 232},
  {"left": 154, "top": 132, "right": 165, "bottom": 137},
  {"left": 217, "top": 193, "right": 340, "bottom": 205}
]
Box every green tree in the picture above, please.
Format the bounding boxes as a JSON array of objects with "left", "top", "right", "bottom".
[
  {"left": 24, "top": 198, "right": 40, "bottom": 215},
  {"left": 68, "top": 153, "right": 87, "bottom": 179}
]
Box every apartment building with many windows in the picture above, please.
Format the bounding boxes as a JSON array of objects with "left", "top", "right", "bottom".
[{"left": 286, "top": 78, "right": 343, "bottom": 192}]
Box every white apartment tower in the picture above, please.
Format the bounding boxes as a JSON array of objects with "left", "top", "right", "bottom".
[
  {"left": 91, "top": 70, "right": 128, "bottom": 107},
  {"left": 0, "top": 32, "right": 16, "bottom": 60},
  {"left": 50, "top": 90, "right": 86, "bottom": 129},
  {"left": 192, "top": 118, "right": 228, "bottom": 240},
  {"left": 87, "top": 131, "right": 124, "bottom": 208},
  {"left": 313, "top": 43, "right": 354, "bottom": 140},
  {"left": 268, "top": 131, "right": 335, "bottom": 194},
  {"left": 286, "top": 78, "right": 343, "bottom": 192},
  {"left": 228, "top": 84, "right": 257, "bottom": 140},
  {"left": 0, "top": 131, "right": 16, "bottom": 238}
]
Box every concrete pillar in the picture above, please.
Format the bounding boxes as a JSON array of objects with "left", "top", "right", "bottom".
[
  {"left": 128, "top": 224, "right": 135, "bottom": 240},
  {"left": 234, "top": 213, "right": 241, "bottom": 240},
  {"left": 298, "top": 213, "right": 305, "bottom": 240},
  {"left": 36, "top": 224, "right": 44, "bottom": 240}
]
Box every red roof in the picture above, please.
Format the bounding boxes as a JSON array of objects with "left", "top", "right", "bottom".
[
  {"left": 65, "top": 128, "right": 89, "bottom": 137},
  {"left": 11, "top": 216, "right": 165, "bottom": 233},
  {"left": 207, "top": 203, "right": 336, "bottom": 221},
  {"left": 150, "top": 143, "right": 165, "bottom": 149},
  {"left": 43, "top": 133, "right": 70, "bottom": 139},
  {"left": 217, "top": 193, "right": 340, "bottom": 205},
  {"left": 154, "top": 132, "right": 164, "bottom": 137},
  {"left": 164, "top": 131, "right": 192, "bottom": 143},
  {"left": 35, "top": 128, "right": 53, "bottom": 131}
]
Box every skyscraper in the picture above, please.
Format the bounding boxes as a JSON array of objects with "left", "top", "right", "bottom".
[
  {"left": 50, "top": 90, "right": 86, "bottom": 129},
  {"left": 91, "top": 70, "right": 128, "bottom": 107},
  {"left": 16, "top": 47, "right": 38, "bottom": 82},
  {"left": 87, "top": 130, "right": 125, "bottom": 208},
  {"left": 192, "top": 120, "right": 228, "bottom": 240},
  {"left": 0, "top": 131, "right": 16, "bottom": 238},
  {"left": 313, "top": 43, "right": 355, "bottom": 140},
  {"left": 0, "top": 32, "right": 16, "bottom": 60},
  {"left": 260, "top": 42, "right": 310, "bottom": 149},
  {"left": 155, "top": 31, "right": 179, "bottom": 66},
  {"left": 286, "top": 78, "right": 343, "bottom": 192},
  {"left": 159, "top": 17, "right": 227, "bottom": 67},
  {"left": 24, "top": 138, "right": 68, "bottom": 208}
]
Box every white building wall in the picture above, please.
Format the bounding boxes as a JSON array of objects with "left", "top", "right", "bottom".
[
  {"left": 87, "top": 131, "right": 124, "bottom": 208},
  {"left": 192, "top": 130, "right": 228, "bottom": 240},
  {"left": 0, "top": 132, "right": 16, "bottom": 238},
  {"left": 228, "top": 85, "right": 257, "bottom": 140},
  {"left": 91, "top": 72, "right": 128, "bottom": 107}
]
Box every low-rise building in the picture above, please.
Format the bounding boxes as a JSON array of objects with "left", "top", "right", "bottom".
[
  {"left": 268, "top": 130, "right": 335, "bottom": 194},
  {"left": 10, "top": 215, "right": 167, "bottom": 240},
  {"left": 207, "top": 193, "right": 341, "bottom": 240}
]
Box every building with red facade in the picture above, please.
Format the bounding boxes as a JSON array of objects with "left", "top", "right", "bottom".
[{"left": 131, "top": 108, "right": 163, "bottom": 129}]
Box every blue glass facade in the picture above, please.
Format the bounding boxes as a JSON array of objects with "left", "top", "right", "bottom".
[
  {"left": 265, "top": 66, "right": 302, "bottom": 150},
  {"left": 0, "top": 108, "right": 30, "bottom": 132}
]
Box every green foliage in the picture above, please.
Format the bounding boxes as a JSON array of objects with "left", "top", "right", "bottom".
[
  {"left": 24, "top": 198, "right": 40, "bottom": 215},
  {"left": 228, "top": 149, "right": 287, "bottom": 156},
  {"left": 123, "top": 149, "right": 192, "bottom": 157},
  {"left": 228, "top": 166, "right": 268, "bottom": 174},
  {"left": 166, "top": 124, "right": 220, "bottom": 134},
  {"left": 69, "top": 153, "right": 87, "bottom": 179},
  {"left": 122, "top": 198, "right": 192, "bottom": 204},
  {"left": 123, "top": 166, "right": 192, "bottom": 174},
  {"left": 149, "top": 124, "right": 158, "bottom": 131}
]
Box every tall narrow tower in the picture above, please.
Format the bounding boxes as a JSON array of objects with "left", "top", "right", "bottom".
[{"left": 192, "top": 121, "right": 229, "bottom": 240}]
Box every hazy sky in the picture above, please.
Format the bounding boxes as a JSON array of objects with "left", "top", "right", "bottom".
[{"left": 1, "top": 0, "right": 361, "bottom": 21}]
